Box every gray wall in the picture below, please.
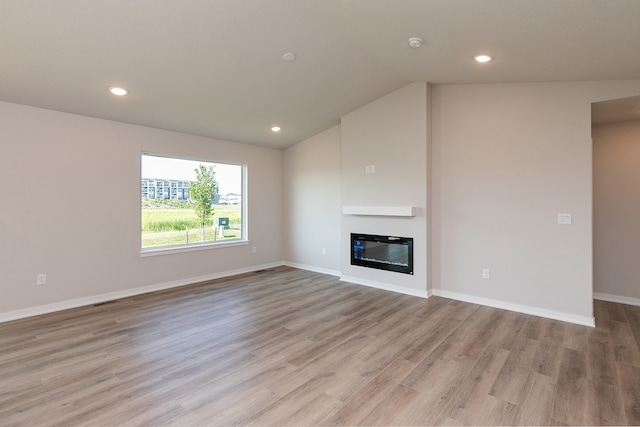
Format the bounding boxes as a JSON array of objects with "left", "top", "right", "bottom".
[
  {"left": 0, "top": 101, "right": 283, "bottom": 319},
  {"left": 593, "top": 120, "right": 640, "bottom": 303},
  {"left": 283, "top": 125, "right": 342, "bottom": 275},
  {"left": 431, "top": 81, "right": 640, "bottom": 325},
  {"left": 5, "top": 79, "right": 640, "bottom": 325},
  {"left": 281, "top": 79, "right": 640, "bottom": 326}
]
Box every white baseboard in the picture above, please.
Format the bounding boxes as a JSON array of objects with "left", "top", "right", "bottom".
[
  {"left": 2, "top": 261, "right": 600, "bottom": 329},
  {"left": 593, "top": 292, "right": 640, "bottom": 307},
  {"left": 432, "top": 289, "right": 595, "bottom": 327},
  {"left": 0, "top": 261, "right": 284, "bottom": 324},
  {"left": 340, "top": 275, "right": 429, "bottom": 299},
  {"left": 283, "top": 261, "right": 341, "bottom": 277}
]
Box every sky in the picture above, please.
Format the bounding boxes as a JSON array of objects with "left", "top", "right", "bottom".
[{"left": 141, "top": 154, "right": 242, "bottom": 194}]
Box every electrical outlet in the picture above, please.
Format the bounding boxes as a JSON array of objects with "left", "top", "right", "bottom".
[
  {"left": 37, "top": 274, "right": 47, "bottom": 285},
  {"left": 322, "top": 248, "right": 326, "bottom": 255},
  {"left": 252, "top": 246, "right": 257, "bottom": 254},
  {"left": 482, "top": 269, "right": 491, "bottom": 279}
]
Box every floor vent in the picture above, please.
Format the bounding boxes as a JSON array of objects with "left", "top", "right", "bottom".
[{"left": 93, "top": 300, "right": 119, "bottom": 307}]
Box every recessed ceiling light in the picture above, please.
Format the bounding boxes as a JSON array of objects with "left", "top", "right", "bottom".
[
  {"left": 109, "top": 86, "right": 128, "bottom": 96},
  {"left": 271, "top": 126, "right": 281, "bottom": 132},
  {"left": 282, "top": 52, "right": 296, "bottom": 62},
  {"left": 474, "top": 55, "right": 493, "bottom": 63},
  {"left": 408, "top": 37, "right": 423, "bottom": 48}
]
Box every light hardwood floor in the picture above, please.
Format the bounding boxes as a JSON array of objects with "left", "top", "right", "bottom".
[{"left": 2, "top": 266, "right": 640, "bottom": 426}]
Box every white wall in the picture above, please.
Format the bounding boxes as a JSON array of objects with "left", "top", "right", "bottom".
[
  {"left": 340, "top": 82, "right": 430, "bottom": 297},
  {"left": 593, "top": 120, "right": 640, "bottom": 304},
  {"left": 431, "top": 80, "right": 640, "bottom": 325},
  {"left": 283, "top": 125, "right": 342, "bottom": 275},
  {"left": 0, "top": 101, "right": 283, "bottom": 320}
]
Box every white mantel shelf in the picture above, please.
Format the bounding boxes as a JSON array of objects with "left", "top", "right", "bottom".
[{"left": 342, "top": 206, "right": 416, "bottom": 217}]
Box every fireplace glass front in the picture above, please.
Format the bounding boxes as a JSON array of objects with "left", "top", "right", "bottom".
[{"left": 350, "top": 233, "right": 413, "bottom": 275}]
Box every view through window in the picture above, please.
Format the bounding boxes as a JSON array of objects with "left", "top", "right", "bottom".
[{"left": 141, "top": 154, "right": 244, "bottom": 250}]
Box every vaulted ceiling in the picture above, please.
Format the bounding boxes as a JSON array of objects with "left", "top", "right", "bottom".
[{"left": 2, "top": 0, "right": 640, "bottom": 148}]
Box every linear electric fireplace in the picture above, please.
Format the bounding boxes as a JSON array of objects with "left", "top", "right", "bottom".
[{"left": 351, "top": 233, "right": 413, "bottom": 275}]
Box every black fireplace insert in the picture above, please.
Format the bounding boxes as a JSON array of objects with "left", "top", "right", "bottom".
[{"left": 350, "top": 233, "right": 413, "bottom": 275}]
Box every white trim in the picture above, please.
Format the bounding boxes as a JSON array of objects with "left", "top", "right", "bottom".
[
  {"left": 2, "top": 263, "right": 598, "bottom": 328},
  {"left": 283, "top": 262, "right": 341, "bottom": 277},
  {"left": 594, "top": 292, "right": 640, "bottom": 307},
  {"left": 0, "top": 262, "right": 284, "bottom": 324},
  {"left": 342, "top": 206, "right": 416, "bottom": 217},
  {"left": 432, "top": 289, "right": 595, "bottom": 327},
  {"left": 140, "top": 240, "right": 248, "bottom": 257},
  {"left": 340, "top": 275, "right": 429, "bottom": 298}
]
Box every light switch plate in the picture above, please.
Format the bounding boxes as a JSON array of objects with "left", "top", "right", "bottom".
[{"left": 558, "top": 213, "right": 572, "bottom": 225}]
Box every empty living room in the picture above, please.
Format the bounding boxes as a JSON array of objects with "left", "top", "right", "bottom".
[{"left": 2, "top": 1, "right": 640, "bottom": 425}]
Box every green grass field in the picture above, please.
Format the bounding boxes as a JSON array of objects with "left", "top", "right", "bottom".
[{"left": 141, "top": 204, "right": 242, "bottom": 248}]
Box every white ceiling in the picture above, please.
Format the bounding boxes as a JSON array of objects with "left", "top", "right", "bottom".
[{"left": 2, "top": 0, "right": 640, "bottom": 149}]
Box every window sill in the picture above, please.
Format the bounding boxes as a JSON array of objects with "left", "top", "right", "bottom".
[{"left": 140, "top": 240, "right": 248, "bottom": 257}]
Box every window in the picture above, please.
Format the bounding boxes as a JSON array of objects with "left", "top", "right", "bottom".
[{"left": 141, "top": 153, "right": 245, "bottom": 251}]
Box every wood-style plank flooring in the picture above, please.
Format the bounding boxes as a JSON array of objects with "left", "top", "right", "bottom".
[{"left": 1, "top": 266, "right": 640, "bottom": 426}]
